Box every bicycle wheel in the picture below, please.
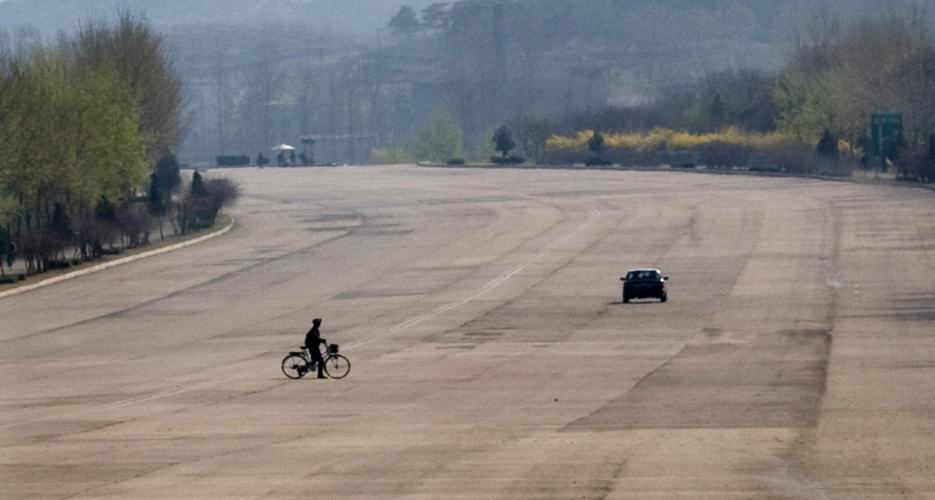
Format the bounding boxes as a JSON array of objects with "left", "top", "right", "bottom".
[
  {"left": 323, "top": 354, "right": 351, "bottom": 379},
  {"left": 282, "top": 353, "right": 308, "bottom": 379}
]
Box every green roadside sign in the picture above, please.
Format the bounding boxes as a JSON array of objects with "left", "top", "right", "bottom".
[{"left": 871, "top": 113, "right": 903, "bottom": 157}]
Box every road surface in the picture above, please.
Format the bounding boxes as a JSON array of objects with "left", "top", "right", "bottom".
[{"left": 2, "top": 166, "right": 934, "bottom": 499}]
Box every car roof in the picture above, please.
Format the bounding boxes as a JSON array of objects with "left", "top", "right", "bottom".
[{"left": 627, "top": 269, "right": 661, "bottom": 273}]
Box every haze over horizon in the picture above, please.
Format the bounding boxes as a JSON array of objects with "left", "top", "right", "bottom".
[
  {"left": 3, "top": 0, "right": 933, "bottom": 166},
  {"left": 0, "top": 0, "right": 441, "bottom": 36}
]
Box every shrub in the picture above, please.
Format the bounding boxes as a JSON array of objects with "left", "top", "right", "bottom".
[
  {"left": 490, "top": 155, "right": 526, "bottom": 164},
  {"left": 180, "top": 177, "right": 240, "bottom": 233},
  {"left": 215, "top": 155, "right": 251, "bottom": 167},
  {"left": 493, "top": 126, "right": 516, "bottom": 158},
  {"left": 816, "top": 129, "right": 839, "bottom": 159},
  {"left": 446, "top": 158, "right": 465, "bottom": 165},
  {"left": 117, "top": 202, "right": 151, "bottom": 248},
  {"left": 548, "top": 128, "right": 795, "bottom": 152},
  {"left": 47, "top": 260, "right": 72, "bottom": 270},
  {"left": 763, "top": 143, "right": 819, "bottom": 174},
  {"left": 898, "top": 149, "right": 935, "bottom": 183},
  {"left": 588, "top": 130, "right": 605, "bottom": 153},
  {"left": 75, "top": 210, "right": 117, "bottom": 260},
  {"left": 411, "top": 109, "right": 463, "bottom": 162},
  {"left": 546, "top": 133, "right": 586, "bottom": 151},
  {"left": 895, "top": 135, "right": 935, "bottom": 183},
  {"left": 0, "top": 276, "right": 16, "bottom": 285},
  {"left": 748, "top": 164, "right": 781, "bottom": 173},
  {"left": 206, "top": 178, "right": 241, "bottom": 209},
  {"left": 698, "top": 141, "right": 750, "bottom": 169},
  {"left": 584, "top": 156, "right": 613, "bottom": 166}
]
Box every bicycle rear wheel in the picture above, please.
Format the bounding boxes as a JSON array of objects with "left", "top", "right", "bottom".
[
  {"left": 323, "top": 354, "right": 350, "bottom": 379},
  {"left": 282, "top": 353, "right": 308, "bottom": 379}
]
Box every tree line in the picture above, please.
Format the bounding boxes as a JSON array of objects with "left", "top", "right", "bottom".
[
  {"left": 149, "top": 0, "right": 787, "bottom": 166},
  {"left": 774, "top": 4, "right": 935, "bottom": 171},
  {"left": 519, "top": 3, "right": 935, "bottom": 180},
  {"left": 0, "top": 14, "right": 236, "bottom": 279}
]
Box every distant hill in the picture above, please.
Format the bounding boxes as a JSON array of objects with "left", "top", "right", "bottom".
[
  {"left": 0, "top": 0, "right": 439, "bottom": 36},
  {"left": 6, "top": 0, "right": 925, "bottom": 41}
]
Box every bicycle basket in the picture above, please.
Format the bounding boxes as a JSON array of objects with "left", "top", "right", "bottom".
[{"left": 328, "top": 344, "right": 339, "bottom": 354}]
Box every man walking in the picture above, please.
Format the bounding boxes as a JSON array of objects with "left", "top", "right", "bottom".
[{"left": 304, "top": 318, "right": 327, "bottom": 379}]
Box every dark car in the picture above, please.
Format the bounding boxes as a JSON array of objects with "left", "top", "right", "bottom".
[{"left": 621, "top": 269, "right": 668, "bottom": 303}]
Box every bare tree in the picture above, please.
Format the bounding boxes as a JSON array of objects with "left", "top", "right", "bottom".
[
  {"left": 293, "top": 58, "right": 319, "bottom": 145},
  {"left": 360, "top": 48, "right": 393, "bottom": 149},
  {"left": 241, "top": 31, "right": 283, "bottom": 153},
  {"left": 510, "top": 109, "right": 552, "bottom": 161}
]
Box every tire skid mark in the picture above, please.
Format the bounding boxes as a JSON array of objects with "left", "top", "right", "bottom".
[
  {"left": 347, "top": 200, "right": 601, "bottom": 348},
  {"left": 0, "top": 207, "right": 368, "bottom": 344},
  {"left": 438, "top": 196, "right": 638, "bottom": 342},
  {"left": 0, "top": 364, "right": 275, "bottom": 431},
  {"left": 2, "top": 194, "right": 598, "bottom": 432}
]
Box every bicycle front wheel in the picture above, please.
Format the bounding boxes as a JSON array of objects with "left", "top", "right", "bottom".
[
  {"left": 282, "top": 354, "right": 308, "bottom": 379},
  {"left": 323, "top": 354, "right": 351, "bottom": 379}
]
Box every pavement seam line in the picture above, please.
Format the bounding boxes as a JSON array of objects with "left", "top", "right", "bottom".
[{"left": 0, "top": 216, "right": 235, "bottom": 300}]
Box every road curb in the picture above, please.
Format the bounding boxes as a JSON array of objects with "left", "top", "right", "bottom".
[{"left": 0, "top": 216, "right": 235, "bottom": 300}]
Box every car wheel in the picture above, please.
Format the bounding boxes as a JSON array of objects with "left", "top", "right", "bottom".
[
  {"left": 623, "top": 294, "right": 629, "bottom": 303},
  {"left": 660, "top": 293, "right": 667, "bottom": 303}
]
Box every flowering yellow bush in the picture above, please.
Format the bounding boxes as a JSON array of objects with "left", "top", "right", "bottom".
[
  {"left": 603, "top": 132, "right": 644, "bottom": 150},
  {"left": 545, "top": 132, "right": 590, "bottom": 150},
  {"left": 546, "top": 128, "right": 800, "bottom": 151}
]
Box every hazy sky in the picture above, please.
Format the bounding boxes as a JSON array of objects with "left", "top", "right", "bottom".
[{"left": 0, "top": 0, "right": 441, "bottom": 36}]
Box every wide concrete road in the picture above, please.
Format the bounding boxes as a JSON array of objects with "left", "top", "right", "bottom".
[{"left": 3, "top": 166, "right": 935, "bottom": 499}]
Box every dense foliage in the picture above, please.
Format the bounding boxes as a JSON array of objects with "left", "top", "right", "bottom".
[
  {"left": 773, "top": 7, "right": 935, "bottom": 149},
  {"left": 547, "top": 129, "right": 798, "bottom": 152},
  {"left": 543, "top": 4, "right": 934, "bottom": 180},
  {"left": 0, "top": 14, "right": 187, "bottom": 276}
]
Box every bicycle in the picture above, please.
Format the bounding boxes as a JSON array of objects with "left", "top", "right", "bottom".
[{"left": 281, "top": 343, "right": 351, "bottom": 379}]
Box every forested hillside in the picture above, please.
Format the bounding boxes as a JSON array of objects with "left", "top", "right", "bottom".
[
  {"left": 2, "top": 0, "right": 933, "bottom": 167},
  {"left": 153, "top": 0, "right": 800, "bottom": 164}
]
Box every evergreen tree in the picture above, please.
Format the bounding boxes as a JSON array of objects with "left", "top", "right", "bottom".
[
  {"left": 149, "top": 153, "right": 181, "bottom": 239},
  {"left": 588, "top": 130, "right": 605, "bottom": 153},
  {"left": 816, "top": 128, "right": 839, "bottom": 159},
  {"left": 191, "top": 171, "right": 208, "bottom": 198},
  {"left": 0, "top": 229, "right": 15, "bottom": 276},
  {"left": 492, "top": 126, "right": 516, "bottom": 158}
]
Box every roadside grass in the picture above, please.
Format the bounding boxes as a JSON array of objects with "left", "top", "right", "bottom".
[{"left": 0, "top": 213, "right": 233, "bottom": 293}]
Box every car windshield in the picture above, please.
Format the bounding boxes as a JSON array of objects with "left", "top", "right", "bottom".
[{"left": 627, "top": 271, "right": 659, "bottom": 280}]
